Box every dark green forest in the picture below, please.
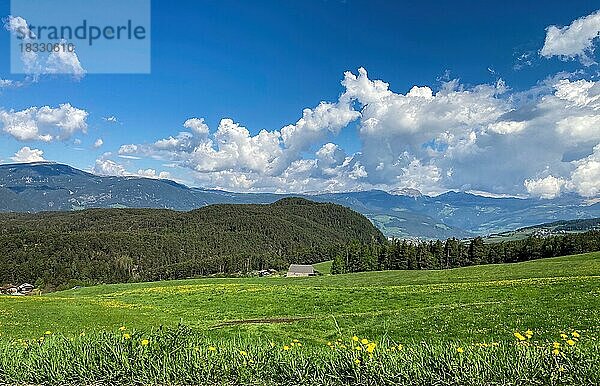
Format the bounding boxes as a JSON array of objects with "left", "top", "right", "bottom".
[
  {"left": 332, "top": 231, "right": 600, "bottom": 274},
  {"left": 0, "top": 198, "right": 383, "bottom": 289}
]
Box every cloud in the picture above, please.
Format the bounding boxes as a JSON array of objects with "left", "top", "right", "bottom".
[
  {"left": 103, "top": 116, "right": 119, "bottom": 123},
  {"left": 92, "top": 154, "right": 171, "bottom": 180},
  {"left": 524, "top": 175, "right": 566, "bottom": 199},
  {"left": 540, "top": 10, "right": 600, "bottom": 65},
  {"left": 103, "top": 68, "right": 600, "bottom": 197},
  {"left": 183, "top": 118, "right": 209, "bottom": 136},
  {"left": 0, "top": 103, "right": 88, "bottom": 142},
  {"left": 93, "top": 138, "right": 104, "bottom": 148},
  {"left": 11, "top": 146, "right": 46, "bottom": 163},
  {"left": 4, "top": 16, "right": 85, "bottom": 79}
]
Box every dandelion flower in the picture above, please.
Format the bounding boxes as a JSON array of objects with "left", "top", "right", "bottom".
[
  {"left": 366, "top": 343, "right": 376, "bottom": 353},
  {"left": 123, "top": 333, "right": 131, "bottom": 340},
  {"left": 572, "top": 331, "right": 580, "bottom": 338},
  {"left": 552, "top": 349, "right": 560, "bottom": 356},
  {"left": 355, "top": 346, "right": 362, "bottom": 351},
  {"left": 525, "top": 329, "right": 533, "bottom": 339},
  {"left": 119, "top": 326, "right": 126, "bottom": 331},
  {"left": 293, "top": 339, "right": 299, "bottom": 343},
  {"left": 327, "top": 342, "right": 332, "bottom": 346},
  {"left": 44, "top": 331, "right": 52, "bottom": 335},
  {"left": 354, "top": 359, "right": 361, "bottom": 365},
  {"left": 553, "top": 342, "right": 561, "bottom": 349},
  {"left": 397, "top": 344, "right": 403, "bottom": 350},
  {"left": 297, "top": 343, "right": 302, "bottom": 347},
  {"left": 560, "top": 333, "right": 568, "bottom": 340},
  {"left": 141, "top": 339, "right": 149, "bottom": 346},
  {"left": 239, "top": 350, "right": 248, "bottom": 356},
  {"left": 352, "top": 336, "right": 359, "bottom": 342},
  {"left": 566, "top": 339, "right": 575, "bottom": 346},
  {"left": 361, "top": 338, "right": 369, "bottom": 345},
  {"left": 208, "top": 346, "right": 216, "bottom": 351},
  {"left": 514, "top": 332, "right": 526, "bottom": 341},
  {"left": 283, "top": 345, "right": 290, "bottom": 351},
  {"left": 457, "top": 347, "right": 464, "bottom": 353}
]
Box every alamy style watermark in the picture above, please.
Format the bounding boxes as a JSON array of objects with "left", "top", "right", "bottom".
[{"left": 9, "top": 0, "right": 151, "bottom": 74}]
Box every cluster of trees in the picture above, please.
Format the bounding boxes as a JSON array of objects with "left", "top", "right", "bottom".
[
  {"left": 0, "top": 198, "right": 383, "bottom": 290},
  {"left": 332, "top": 231, "right": 600, "bottom": 274}
]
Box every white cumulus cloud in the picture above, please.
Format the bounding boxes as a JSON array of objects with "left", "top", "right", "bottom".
[
  {"left": 540, "top": 10, "right": 600, "bottom": 65},
  {"left": 11, "top": 146, "right": 46, "bottom": 163},
  {"left": 0, "top": 103, "right": 88, "bottom": 142}
]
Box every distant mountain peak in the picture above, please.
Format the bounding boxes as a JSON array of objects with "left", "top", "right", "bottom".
[{"left": 388, "top": 187, "right": 423, "bottom": 198}]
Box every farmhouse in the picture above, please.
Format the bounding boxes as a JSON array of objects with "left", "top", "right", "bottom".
[{"left": 286, "top": 264, "right": 315, "bottom": 277}]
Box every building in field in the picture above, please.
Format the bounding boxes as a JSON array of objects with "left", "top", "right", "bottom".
[{"left": 286, "top": 264, "right": 315, "bottom": 277}]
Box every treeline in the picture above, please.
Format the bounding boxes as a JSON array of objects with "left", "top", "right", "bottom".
[
  {"left": 0, "top": 198, "right": 383, "bottom": 290},
  {"left": 332, "top": 231, "right": 600, "bottom": 274}
]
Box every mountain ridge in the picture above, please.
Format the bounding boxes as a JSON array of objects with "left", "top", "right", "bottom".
[{"left": 1, "top": 162, "right": 599, "bottom": 239}]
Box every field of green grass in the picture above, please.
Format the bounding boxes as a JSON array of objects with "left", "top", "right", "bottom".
[
  {"left": 1, "top": 252, "right": 598, "bottom": 344},
  {"left": 1, "top": 252, "right": 599, "bottom": 385}
]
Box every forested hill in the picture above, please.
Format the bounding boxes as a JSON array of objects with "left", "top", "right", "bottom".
[{"left": 0, "top": 198, "right": 384, "bottom": 289}]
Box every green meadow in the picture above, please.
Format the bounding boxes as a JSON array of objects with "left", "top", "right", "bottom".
[{"left": 1, "top": 252, "right": 598, "bottom": 344}]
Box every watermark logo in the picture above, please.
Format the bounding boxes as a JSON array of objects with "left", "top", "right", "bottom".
[{"left": 7, "top": 0, "right": 151, "bottom": 75}]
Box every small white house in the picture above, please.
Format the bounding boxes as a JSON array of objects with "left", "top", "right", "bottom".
[{"left": 286, "top": 264, "right": 315, "bottom": 277}]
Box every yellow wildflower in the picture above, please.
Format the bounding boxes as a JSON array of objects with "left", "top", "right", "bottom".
[
  {"left": 525, "top": 329, "right": 533, "bottom": 339},
  {"left": 327, "top": 342, "right": 332, "bottom": 346},
  {"left": 283, "top": 345, "right": 290, "bottom": 351},
  {"left": 397, "top": 344, "right": 403, "bottom": 350},
  {"left": 208, "top": 346, "right": 216, "bottom": 351},
  {"left": 141, "top": 339, "right": 149, "bottom": 346},
  {"left": 361, "top": 338, "right": 369, "bottom": 345},
  {"left": 514, "top": 332, "right": 526, "bottom": 341},
  {"left": 457, "top": 347, "right": 464, "bottom": 353},
  {"left": 123, "top": 333, "right": 131, "bottom": 340},
  {"left": 559, "top": 366, "right": 565, "bottom": 372},
  {"left": 297, "top": 343, "right": 302, "bottom": 347},
  {"left": 352, "top": 336, "right": 359, "bottom": 342},
  {"left": 366, "top": 343, "right": 376, "bottom": 353},
  {"left": 340, "top": 345, "right": 347, "bottom": 349},
  {"left": 553, "top": 342, "right": 561, "bottom": 349},
  {"left": 119, "top": 326, "right": 126, "bottom": 331},
  {"left": 572, "top": 331, "right": 580, "bottom": 338},
  {"left": 566, "top": 339, "right": 575, "bottom": 346},
  {"left": 355, "top": 346, "right": 362, "bottom": 351},
  {"left": 354, "top": 359, "right": 361, "bottom": 365},
  {"left": 560, "top": 333, "right": 568, "bottom": 340},
  {"left": 44, "top": 331, "right": 52, "bottom": 335},
  {"left": 239, "top": 350, "right": 248, "bottom": 356},
  {"left": 552, "top": 348, "right": 560, "bottom": 356}
]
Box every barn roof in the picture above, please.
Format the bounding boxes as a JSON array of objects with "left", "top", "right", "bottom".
[{"left": 288, "top": 264, "right": 314, "bottom": 274}]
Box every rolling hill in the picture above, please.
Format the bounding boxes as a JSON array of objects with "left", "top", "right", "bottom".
[{"left": 0, "top": 198, "right": 383, "bottom": 289}]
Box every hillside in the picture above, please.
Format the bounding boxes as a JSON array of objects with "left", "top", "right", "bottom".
[
  {"left": 486, "top": 217, "right": 600, "bottom": 242},
  {"left": 0, "top": 198, "right": 383, "bottom": 289},
  {"left": 2, "top": 162, "right": 600, "bottom": 238}
]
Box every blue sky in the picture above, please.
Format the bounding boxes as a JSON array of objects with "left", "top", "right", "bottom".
[{"left": 1, "top": 1, "right": 600, "bottom": 198}]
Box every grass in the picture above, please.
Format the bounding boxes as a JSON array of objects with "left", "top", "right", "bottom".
[
  {"left": 313, "top": 260, "right": 333, "bottom": 275},
  {"left": 0, "top": 253, "right": 598, "bottom": 343},
  {"left": 0, "top": 252, "right": 599, "bottom": 384}
]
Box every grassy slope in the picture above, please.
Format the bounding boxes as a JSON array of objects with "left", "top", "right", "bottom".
[{"left": 0, "top": 252, "right": 598, "bottom": 344}]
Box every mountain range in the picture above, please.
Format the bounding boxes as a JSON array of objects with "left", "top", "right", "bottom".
[{"left": 1, "top": 162, "right": 599, "bottom": 239}]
